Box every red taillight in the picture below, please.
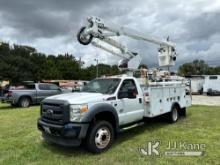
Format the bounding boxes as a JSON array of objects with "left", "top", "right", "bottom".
[
  {"left": 7, "top": 91, "right": 12, "bottom": 97},
  {"left": 144, "top": 92, "right": 150, "bottom": 103}
]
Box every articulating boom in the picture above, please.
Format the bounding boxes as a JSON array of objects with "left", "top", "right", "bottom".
[{"left": 77, "top": 16, "right": 177, "bottom": 70}]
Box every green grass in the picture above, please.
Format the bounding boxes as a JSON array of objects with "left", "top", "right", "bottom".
[{"left": 0, "top": 103, "right": 220, "bottom": 165}]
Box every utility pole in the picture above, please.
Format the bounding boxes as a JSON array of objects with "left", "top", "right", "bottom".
[
  {"left": 94, "top": 59, "right": 98, "bottom": 78},
  {"left": 79, "top": 57, "right": 83, "bottom": 69}
]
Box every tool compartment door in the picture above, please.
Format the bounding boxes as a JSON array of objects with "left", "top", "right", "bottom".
[{"left": 148, "top": 87, "right": 164, "bottom": 117}]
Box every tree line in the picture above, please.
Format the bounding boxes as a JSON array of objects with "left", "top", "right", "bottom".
[
  {"left": 0, "top": 42, "right": 219, "bottom": 83},
  {"left": 178, "top": 60, "right": 220, "bottom": 76},
  {"left": 0, "top": 43, "right": 120, "bottom": 83}
]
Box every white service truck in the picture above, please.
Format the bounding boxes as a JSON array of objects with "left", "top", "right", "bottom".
[{"left": 37, "top": 17, "right": 191, "bottom": 153}]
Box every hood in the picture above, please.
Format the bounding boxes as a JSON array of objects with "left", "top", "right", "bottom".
[{"left": 45, "top": 92, "right": 110, "bottom": 104}]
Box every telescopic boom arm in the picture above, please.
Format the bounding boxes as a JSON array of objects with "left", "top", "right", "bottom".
[{"left": 77, "top": 16, "right": 177, "bottom": 69}]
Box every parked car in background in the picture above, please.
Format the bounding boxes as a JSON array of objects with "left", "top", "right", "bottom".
[{"left": 5, "top": 83, "right": 70, "bottom": 107}]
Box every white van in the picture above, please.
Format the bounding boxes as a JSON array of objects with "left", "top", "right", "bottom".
[{"left": 203, "top": 75, "right": 220, "bottom": 95}]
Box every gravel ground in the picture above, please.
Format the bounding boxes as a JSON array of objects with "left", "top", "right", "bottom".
[{"left": 192, "top": 95, "right": 220, "bottom": 106}]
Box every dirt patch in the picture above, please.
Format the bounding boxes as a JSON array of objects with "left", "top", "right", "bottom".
[{"left": 192, "top": 95, "right": 220, "bottom": 106}]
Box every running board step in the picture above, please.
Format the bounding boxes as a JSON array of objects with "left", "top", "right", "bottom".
[{"left": 119, "top": 121, "right": 145, "bottom": 132}]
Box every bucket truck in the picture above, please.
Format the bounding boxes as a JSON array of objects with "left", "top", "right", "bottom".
[{"left": 37, "top": 16, "right": 191, "bottom": 153}]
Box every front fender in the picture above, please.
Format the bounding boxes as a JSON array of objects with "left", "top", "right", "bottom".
[{"left": 81, "top": 103, "right": 119, "bottom": 127}]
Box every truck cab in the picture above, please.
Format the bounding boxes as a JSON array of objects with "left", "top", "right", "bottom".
[{"left": 37, "top": 75, "right": 191, "bottom": 153}]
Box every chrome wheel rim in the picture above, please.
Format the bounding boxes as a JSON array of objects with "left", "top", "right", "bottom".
[
  {"left": 172, "top": 108, "right": 178, "bottom": 121},
  {"left": 22, "top": 99, "right": 29, "bottom": 107},
  {"left": 95, "top": 127, "right": 111, "bottom": 149}
]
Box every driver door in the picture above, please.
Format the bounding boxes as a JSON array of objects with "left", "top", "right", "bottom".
[{"left": 116, "top": 79, "right": 144, "bottom": 125}]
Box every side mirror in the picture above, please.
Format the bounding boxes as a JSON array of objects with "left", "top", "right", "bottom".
[{"left": 127, "top": 87, "right": 137, "bottom": 99}]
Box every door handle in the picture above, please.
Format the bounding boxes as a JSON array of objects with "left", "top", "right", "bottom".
[
  {"left": 139, "top": 98, "right": 142, "bottom": 103},
  {"left": 119, "top": 109, "right": 124, "bottom": 113}
]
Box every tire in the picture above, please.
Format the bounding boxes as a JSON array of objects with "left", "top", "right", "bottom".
[
  {"left": 85, "top": 121, "right": 114, "bottom": 153},
  {"left": 179, "top": 108, "right": 186, "bottom": 117},
  {"left": 168, "top": 106, "right": 179, "bottom": 123},
  {"left": 19, "top": 97, "right": 31, "bottom": 108},
  {"left": 207, "top": 88, "right": 212, "bottom": 96},
  {"left": 77, "top": 26, "right": 93, "bottom": 45},
  {"left": 11, "top": 103, "right": 17, "bottom": 107},
  {"left": 199, "top": 88, "right": 203, "bottom": 95}
]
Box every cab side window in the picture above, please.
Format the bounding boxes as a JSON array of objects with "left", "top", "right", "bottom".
[
  {"left": 48, "top": 84, "right": 59, "bottom": 90},
  {"left": 38, "top": 84, "right": 50, "bottom": 90},
  {"left": 118, "top": 79, "right": 138, "bottom": 98}
]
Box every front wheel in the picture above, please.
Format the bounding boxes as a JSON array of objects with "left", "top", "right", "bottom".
[{"left": 85, "top": 121, "right": 114, "bottom": 153}]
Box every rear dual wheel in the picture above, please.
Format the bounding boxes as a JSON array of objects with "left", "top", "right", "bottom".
[{"left": 168, "top": 106, "right": 179, "bottom": 123}]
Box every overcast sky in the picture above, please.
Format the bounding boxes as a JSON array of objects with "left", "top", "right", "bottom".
[{"left": 0, "top": 0, "right": 220, "bottom": 69}]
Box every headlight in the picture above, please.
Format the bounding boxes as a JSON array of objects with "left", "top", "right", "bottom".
[{"left": 70, "top": 104, "right": 88, "bottom": 122}]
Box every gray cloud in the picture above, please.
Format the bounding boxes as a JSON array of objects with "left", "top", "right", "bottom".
[
  {"left": 0, "top": 0, "right": 96, "bottom": 38},
  {"left": 0, "top": 0, "right": 219, "bottom": 69},
  {"left": 184, "top": 12, "right": 220, "bottom": 41}
]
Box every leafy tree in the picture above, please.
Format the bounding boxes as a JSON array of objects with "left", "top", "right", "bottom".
[
  {"left": 207, "top": 66, "right": 220, "bottom": 75},
  {"left": 178, "top": 60, "right": 210, "bottom": 76},
  {"left": 1, "top": 42, "right": 219, "bottom": 83},
  {"left": 0, "top": 42, "right": 121, "bottom": 83}
]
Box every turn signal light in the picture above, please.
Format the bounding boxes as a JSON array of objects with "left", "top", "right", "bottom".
[{"left": 80, "top": 105, "right": 88, "bottom": 113}]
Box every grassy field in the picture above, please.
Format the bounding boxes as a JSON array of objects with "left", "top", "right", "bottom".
[{"left": 0, "top": 103, "right": 220, "bottom": 165}]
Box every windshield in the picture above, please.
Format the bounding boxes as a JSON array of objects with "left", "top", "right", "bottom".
[{"left": 81, "top": 78, "right": 121, "bottom": 94}]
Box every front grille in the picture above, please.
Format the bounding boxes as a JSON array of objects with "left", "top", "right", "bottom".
[{"left": 41, "top": 102, "right": 68, "bottom": 125}]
